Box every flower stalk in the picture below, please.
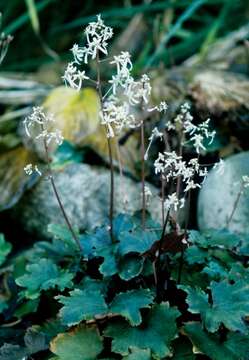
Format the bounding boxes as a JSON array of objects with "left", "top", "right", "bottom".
[
  {"left": 41, "top": 122, "right": 83, "bottom": 252},
  {"left": 96, "top": 50, "right": 115, "bottom": 243},
  {"left": 141, "top": 120, "right": 146, "bottom": 229}
]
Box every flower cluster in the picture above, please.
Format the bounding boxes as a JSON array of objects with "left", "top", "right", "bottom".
[
  {"left": 100, "top": 52, "right": 152, "bottom": 137},
  {"left": 109, "top": 52, "right": 151, "bottom": 106},
  {"left": 63, "top": 15, "right": 153, "bottom": 138},
  {"left": 63, "top": 15, "right": 113, "bottom": 90},
  {"left": 62, "top": 63, "right": 89, "bottom": 91},
  {"left": 154, "top": 151, "right": 207, "bottom": 194},
  {"left": 23, "top": 107, "right": 64, "bottom": 146},
  {"left": 101, "top": 53, "right": 152, "bottom": 137},
  {"left": 100, "top": 97, "right": 136, "bottom": 138},
  {"left": 165, "top": 103, "right": 216, "bottom": 153}
]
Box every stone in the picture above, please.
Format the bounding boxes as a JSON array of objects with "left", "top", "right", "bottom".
[
  {"left": 14, "top": 163, "right": 162, "bottom": 239},
  {"left": 197, "top": 151, "right": 249, "bottom": 233}
]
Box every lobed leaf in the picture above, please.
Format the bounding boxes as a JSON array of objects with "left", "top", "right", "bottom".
[
  {"left": 109, "top": 289, "right": 154, "bottom": 326},
  {"left": 105, "top": 303, "right": 180, "bottom": 358},
  {"left": 184, "top": 322, "right": 249, "bottom": 360},
  {"left": 182, "top": 279, "right": 249, "bottom": 333},
  {"left": 56, "top": 288, "right": 108, "bottom": 326},
  {"left": 118, "top": 230, "right": 158, "bottom": 256},
  {"left": 50, "top": 325, "right": 103, "bottom": 360},
  {"left": 15, "top": 258, "right": 74, "bottom": 299}
]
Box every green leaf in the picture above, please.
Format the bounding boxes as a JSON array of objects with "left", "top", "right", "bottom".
[
  {"left": 79, "top": 276, "right": 107, "bottom": 294},
  {"left": 225, "top": 332, "right": 249, "bottom": 359},
  {"left": 184, "top": 245, "right": 208, "bottom": 265},
  {"left": 118, "top": 230, "right": 158, "bottom": 256},
  {"left": 16, "top": 258, "right": 74, "bottom": 299},
  {"left": 123, "top": 347, "right": 151, "bottom": 359},
  {"left": 119, "top": 255, "right": 144, "bottom": 281},
  {"left": 171, "top": 265, "right": 207, "bottom": 288},
  {"left": 80, "top": 226, "right": 112, "bottom": 259},
  {"left": 202, "top": 229, "right": 241, "bottom": 250},
  {"left": 47, "top": 223, "right": 79, "bottom": 250},
  {"left": 109, "top": 289, "right": 154, "bottom": 326},
  {"left": 182, "top": 280, "right": 249, "bottom": 333},
  {"left": 105, "top": 303, "right": 180, "bottom": 358},
  {"left": 14, "top": 298, "right": 39, "bottom": 318},
  {"left": 188, "top": 229, "right": 240, "bottom": 250},
  {"left": 228, "top": 263, "right": 249, "bottom": 282},
  {"left": 180, "top": 285, "right": 209, "bottom": 319},
  {"left": 98, "top": 246, "right": 118, "bottom": 277},
  {"left": 184, "top": 322, "right": 249, "bottom": 360},
  {"left": 50, "top": 325, "right": 103, "bottom": 360},
  {"left": 113, "top": 214, "right": 134, "bottom": 239},
  {"left": 56, "top": 289, "right": 107, "bottom": 326},
  {"left": 201, "top": 261, "right": 228, "bottom": 280},
  {"left": 0, "top": 234, "right": 12, "bottom": 266}
]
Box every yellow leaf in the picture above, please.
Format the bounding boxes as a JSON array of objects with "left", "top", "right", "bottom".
[{"left": 43, "top": 86, "right": 100, "bottom": 146}]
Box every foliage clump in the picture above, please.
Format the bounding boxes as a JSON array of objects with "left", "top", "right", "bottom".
[{"left": 0, "top": 217, "right": 249, "bottom": 359}]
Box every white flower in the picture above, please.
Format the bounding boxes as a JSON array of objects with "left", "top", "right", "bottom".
[
  {"left": 144, "top": 127, "right": 163, "bottom": 160},
  {"left": 242, "top": 175, "right": 249, "bottom": 188},
  {"left": 188, "top": 158, "right": 199, "bottom": 172},
  {"left": 24, "top": 106, "right": 51, "bottom": 137},
  {"left": 190, "top": 133, "right": 206, "bottom": 153},
  {"left": 164, "top": 193, "right": 185, "bottom": 211},
  {"left": 144, "top": 185, "right": 152, "bottom": 205},
  {"left": 84, "top": 14, "right": 113, "bottom": 60},
  {"left": 62, "top": 62, "right": 89, "bottom": 91},
  {"left": 164, "top": 193, "right": 179, "bottom": 211},
  {"left": 71, "top": 44, "right": 84, "bottom": 64},
  {"left": 199, "top": 167, "right": 208, "bottom": 177},
  {"left": 110, "top": 51, "right": 132, "bottom": 74},
  {"left": 100, "top": 98, "right": 135, "bottom": 137},
  {"left": 24, "top": 164, "right": 42, "bottom": 176},
  {"left": 36, "top": 128, "right": 64, "bottom": 145},
  {"left": 24, "top": 107, "right": 64, "bottom": 146},
  {"left": 24, "top": 163, "right": 33, "bottom": 175},
  {"left": 184, "top": 180, "right": 201, "bottom": 192},
  {"left": 108, "top": 52, "right": 133, "bottom": 95},
  {"left": 213, "top": 159, "right": 225, "bottom": 175},
  {"left": 148, "top": 101, "right": 168, "bottom": 113},
  {"left": 125, "top": 74, "right": 151, "bottom": 105}
]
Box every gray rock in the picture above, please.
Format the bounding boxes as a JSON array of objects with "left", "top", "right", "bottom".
[
  {"left": 15, "top": 163, "right": 162, "bottom": 239},
  {"left": 198, "top": 151, "right": 249, "bottom": 233}
]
